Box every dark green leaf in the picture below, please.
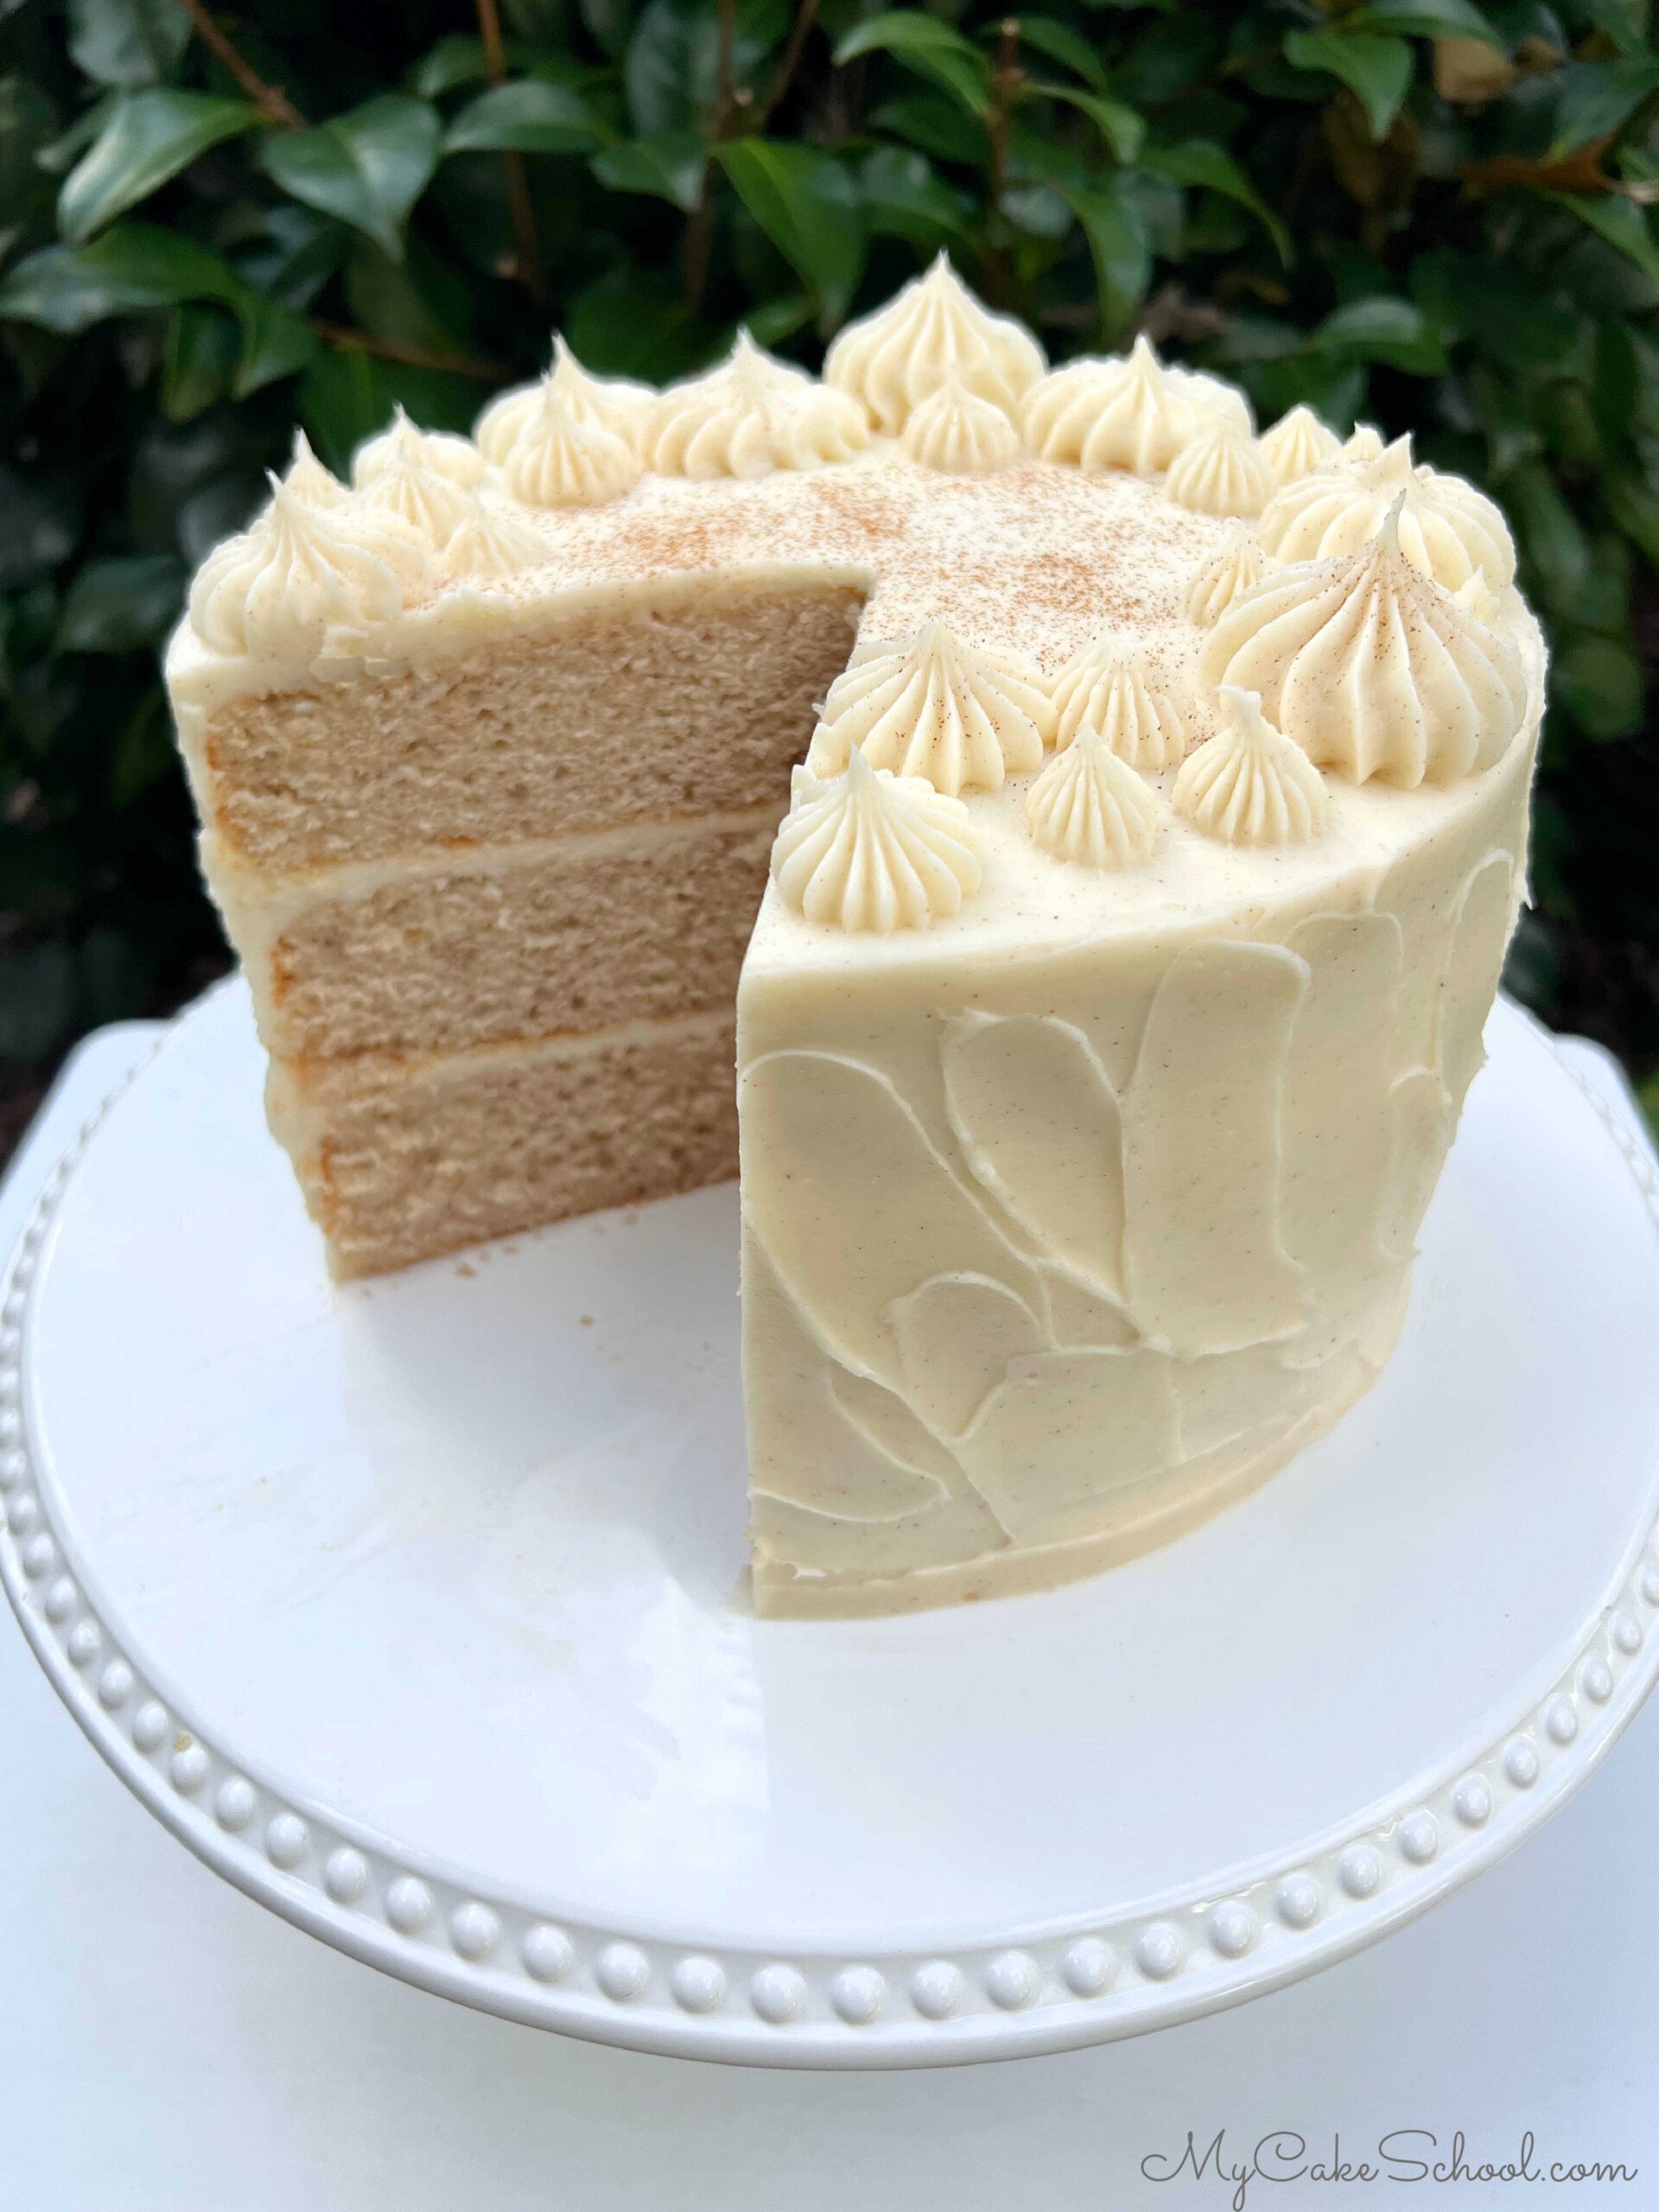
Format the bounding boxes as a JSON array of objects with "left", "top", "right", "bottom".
[
  {"left": 1061, "top": 175, "right": 1150, "bottom": 340},
  {"left": 1306, "top": 294, "right": 1447, "bottom": 372},
  {"left": 1283, "top": 30, "right": 1414, "bottom": 142},
  {"left": 0, "top": 466, "right": 77, "bottom": 588},
  {"left": 1504, "top": 460, "right": 1592, "bottom": 601},
  {"left": 715, "top": 138, "right": 864, "bottom": 323},
  {"left": 58, "top": 92, "right": 262, "bottom": 244},
  {"left": 1141, "top": 139, "right": 1291, "bottom": 264},
  {"left": 107, "top": 690, "right": 177, "bottom": 807},
  {"left": 0, "top": 944, "right": 78, "bottom": 1066},
  {"left": 79, "top": 926, "right": 155, "bottom": 1026},
  {"left": 1604, "top": 468, "right": 1659, "bottom": 567},
  {"left": 1543, "top": 192, "right": 1659, "bottom": 288},
  {"left": 834, "top": 12, "right": 990, "bottom": 116},
  {"left": 1554, "top": 632, "right": 1643, "bottom": 737},
  {"left": 261, "top": 95, "right": 442, "bottom": 261},
  {"left": 1548, "top": 60, "right": 1659, "bottom": 156},
  {"left": 857, "top": 146, "right": 975, "bottom": 251},
  {"left": 564, "top": 263, "right": 720, "bottom": 378},
  {"left": 591, "top": 129, "right": 707, "bottom": 211},
  {"left": 410, "top": 36, "right": 493, "bottom": 99},
  {"left": 298, "top": 347, "right": 480, "bottom": 473},
  {"left": 162, "top": 298, "right": 239, "bottom": 419},
  {"left": 625, "top": 0, "right": 788, "bottom": 136},
  {"left": 0, "top": 75, "right": 59, "bottom": 228},
  {"left": 0, "top": 225, "right": 239, "bottom": 330},
  {"left": 1040, "top": 86, "right": 1146, "bottom": 162},
  {"left": 232, "top": 294, "right": 318, "bottom": 397},
  {"left": 444, "top": 79, "right": 606, "bottom": 155},
  {"left": 67, "top": 0, "right": 190, "bottom": 91},
  {"left": 869, "top": 92, "right": 988, "bottom": 165},
  {"left": 57, "top": 553, "right": 184, "bottom": 652},
  {"left": 1350, "top": 0, "right": 1503, "bottom": 43},
  {"left": 1007, "top": 16, "right": 1110, "bottom": 90}
]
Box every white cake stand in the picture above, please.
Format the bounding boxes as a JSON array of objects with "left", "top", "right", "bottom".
[{"left": 3, "top": 981, "right": 1657, "bottom": 2069}]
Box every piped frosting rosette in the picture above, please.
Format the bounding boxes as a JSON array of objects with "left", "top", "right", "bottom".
[
  {"left": 771, "top": 753, "right": 983, "bottom": 931},
  {"left": 1260, "top": 433, "right": 1515, "bottom": 589},
  {"left": 1202, "top": 499, "right": 1529, "bottom": 787},
  {"left": 825, "top": 255, "right": 1046, "bottom": 435},
  {"left": 806, "top": 620, "right": 1055, "bottom": 796}
]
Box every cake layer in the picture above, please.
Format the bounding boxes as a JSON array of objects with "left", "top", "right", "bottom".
[
  {"left": 200, "top": 579, "right": 861, "bottom": 874},
  {"left": 266, "top": 1012, "right": 737, "bottom": 1278},
  {"left": 230, "top": 811, "right": 775, "bottom": 1062}
]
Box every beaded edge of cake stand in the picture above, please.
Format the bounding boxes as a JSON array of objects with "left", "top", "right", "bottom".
[{"left": 2, "top": 992, "right": 1657, "bottom": 2067}]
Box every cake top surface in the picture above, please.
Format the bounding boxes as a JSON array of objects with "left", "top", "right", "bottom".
[{"left": 166, "top": 256, "right": 1541, "bottom": 949}]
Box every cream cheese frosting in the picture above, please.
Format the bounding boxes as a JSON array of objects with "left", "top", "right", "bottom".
[
  {"left": 1185, "top": 525, "right": 1270, "bottom": 626},
  {"left": 1203, "top": 503, "right": 1529, "bottom": 786},
  {"left": 900, "top": 372, "right": 1021, "bottom": 474},
  {"left": 805, "top": 620, "right": 1053, "bottom": 793},
  {"left": 1166, "top": 418, "right": 1274, "bottom": 518},
  {"left": 1173, "top": 685, "right": 1329, "bottom": 845},
  {"left": 824, "top": 254, "right": 1045, "bottom": 434},
  {"left": 166, "top": 257, "right": 1544, "bottom": 1619},
  {"left": 1261, "top": 434, "right": 1516, "bottom": 588},
  {"left": 1026, "top": 724, "right": 1160, "bottom": 868},
  {"left": 1050, "top": 637, "right": 1185, "bottom": 767},
  {"left": 770, "top": 753, "right": 982, "bottom": 930},
  {"left": 1258, "top": 404, "right": 1342, "bottom": 485}
]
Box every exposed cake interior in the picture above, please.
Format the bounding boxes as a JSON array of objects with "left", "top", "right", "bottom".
[{"left": 214, "top": 578, "right": 863, "bottom": 1276}]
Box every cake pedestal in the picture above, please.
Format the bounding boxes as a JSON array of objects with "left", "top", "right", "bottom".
[{"left": 3, "top": 981, "right": 1656, "bottom": 2069}]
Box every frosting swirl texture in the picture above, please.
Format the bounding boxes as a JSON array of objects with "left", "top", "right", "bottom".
[
  {"left": 1186, "top": 527, "right": 1269, "bottom": 627},
  {"left": 901, "top": 373, "right": 1021, "bottom": 474},
  {"left": 500, "top": 385, "right": 642, "bottom": 507},
  {"left": 1022, "top": 336, "right": 1197, "bottom": 474},
  {"left": 1173, "top": 687, "right": 1328, "bottom": 846},
  {"left": 353, "top": 406, "right": 486, "bottom": 491},
  {"left": 1049, "top": 637, "right": 1185, "bottom": 767},
  {"left": 771, "top": 752, "right": 982, "bottom": 931},
  {"left": 1165, "top": 419, "right": 1274, "bottom": 518},
  {"left": 824, "top": 255, "right": 1045, "bottom": 435},
  {"left": 807, "top": 620, "right": 1054, "bottom": 795},
  {"left": 649, "top": 332, "right": 869, "bottom": 478},
  {"left": 188, "top": 477, "right": 430, "bottom": 658},
  {"left": 438, "top": 498, "right": 550, "bottom": 582},
  {"left": 1258, "top": 404, "right": 1342, "bottom": 485},
  {"left": 1260, "top": 435, "right": 1515, "bottom": 588},
  {"left": 282, "top": 430, "right": 347, "bottom": 507},
  {"left": 1027, "top": 725, "right": 1159, "bottom": 869},
  {"left": 475, "top": 338, "right": 652, "bottom": 464},
  {"left": 1201, "top": 503, "right": 1529, "bottom": 786}
]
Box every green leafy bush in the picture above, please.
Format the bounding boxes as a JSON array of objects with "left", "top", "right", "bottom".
[{"left": 3, "top": 0, "right": 1656, "bottom": 1129}]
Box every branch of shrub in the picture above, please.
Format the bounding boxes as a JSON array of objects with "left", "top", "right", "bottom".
[
  {"left": 473, "top": 0, "right": 548, "bottom": 306},
  {"left": 309, "top": 320, "right": 505, "bottom": 382},
  {"left": 177, "top": 0, "right": 306, "bottom": 128}
]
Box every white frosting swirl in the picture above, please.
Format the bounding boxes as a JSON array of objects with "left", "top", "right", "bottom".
[
  {"left": 282, "top": 430, "right": 347, "bottom": 507},
  {"left": 1021, "top": 336, "right": 1198, "bottom": 474},
  {"left": 806, "top": 620, "right": 1054, "bottom": 795},
  {"left": 1344, "top": 423, "right": 1385, "bottom": 464},
  {"left": 1258, "top": 404, "right": 1342, "bottom": 485},
  {"left": 901, "top": 372, "right": 1021, "bottom": 474},
  {"left": 1201, "top": 501, "right": 1529, "bottom": 786},
  {"left": 357, "top": 437, "right": 478, "bottom": 546},
  {"left": 1170, "top": 365, "right": 1253, "bottom": 435},
  {"left": 188, "top": 476, "right": 430, "bottom": 659},
  {"left": 1173, "top": 687, "right": 1328, "bottom": 846},
  {"left": 823, "top": 254, "right": 1046, "bottom": 435},
  {"left": 1165, "top": 418, "right": 1274, "bottom": 518},
  {"left": 438, "top": 498, "right": 551, "bottom": 582},
  {"left": 1186, "top": 527, "right": 1270, "bottom": 627},
  {"left": 1026, "top": 724, "right": 1159, "bottom": 869},
  {"left": 500, "top": 384, "right": 642, "bottom": 507},
  {"left": 1259, "top": 434, "right": 1515, "bottom": 588},
  {"left": 353, "top": 406, "right": 486, "bottom": 491},
  {"left": 475, "top": 337, "right": 653, "bottom": 464},
  {"left": 771, "top": 751, "right": 982, "bottom": 931},
  {"left": 1049, "top": 636, "right": 1185, "bottom": 767},
  {"left": 648, "top": 331, "right": 869, "bottom": 479}
]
